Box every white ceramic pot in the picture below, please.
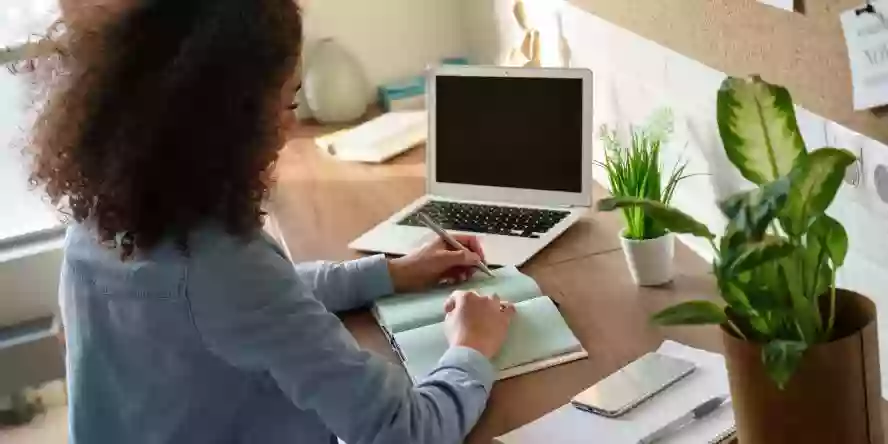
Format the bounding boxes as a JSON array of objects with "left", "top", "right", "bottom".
[
  {"left": 619, "top": 231, "right": 675, "bottom": 287},
  {"left": 302, "top": 38, "right": 369, "bottom": 124}
]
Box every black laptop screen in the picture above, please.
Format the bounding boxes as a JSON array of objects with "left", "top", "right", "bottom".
[{"left": 434, "top": 75, "right": 585, "bottom": 193}]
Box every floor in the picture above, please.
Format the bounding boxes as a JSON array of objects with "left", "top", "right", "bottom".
[
  {"left": 0, "top": 381, "right": 68, "bottom": 444},
  {"left": 0, "top": 406, "right": 67, "bottom": 444}
]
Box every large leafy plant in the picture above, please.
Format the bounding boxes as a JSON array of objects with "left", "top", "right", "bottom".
[
  {"left": 596, "top": 109, "right": 690, "bottom": 240},
  {"left": 598, "top": 76, "right": 857, "bottom": 388}
]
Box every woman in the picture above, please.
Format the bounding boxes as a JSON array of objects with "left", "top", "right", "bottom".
[{"left": 28, "top": 0, "right": 514, "bottom": 443}]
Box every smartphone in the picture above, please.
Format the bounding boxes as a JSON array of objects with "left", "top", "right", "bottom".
[{"left": 571, "top": 352, "right": 696, "bottom": 417}]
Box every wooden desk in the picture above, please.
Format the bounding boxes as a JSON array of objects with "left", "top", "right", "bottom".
[{"left": 271, "top": 130, "right": 731, "bottom": 442}]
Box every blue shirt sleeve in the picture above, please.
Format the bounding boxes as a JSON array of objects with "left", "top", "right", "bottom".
[
  {"left": 291, "top": 256, "right": 393, "bottom": 312},
  {"left": 186, "top": 232, "right": 495, "bottom": 444},
  {"left": 259, "top": 232, "right": 393, "bottom": 312}
]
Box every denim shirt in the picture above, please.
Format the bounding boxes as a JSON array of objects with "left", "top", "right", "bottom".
[{"left": 60, "top": 223, "right": 494, "bottom": 444}]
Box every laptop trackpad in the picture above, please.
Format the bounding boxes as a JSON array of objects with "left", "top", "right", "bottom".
[
  {"left": 413, "top": 232, "right": 439, "bottom": 249},
  {"left": 414, "top": 231, "right": 494, "bottom": 251}
]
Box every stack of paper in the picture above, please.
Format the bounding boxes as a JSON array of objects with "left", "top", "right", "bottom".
[
  {"left": 495, "top": 341, "right": 735, "bottom": 444},
  {"left": 315, "top": 111, "right": 427, "bottom": 163}
]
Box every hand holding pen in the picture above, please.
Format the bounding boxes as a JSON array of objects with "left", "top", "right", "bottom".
[
  {"left": 387, "top": 212, "right": 493, "bottom": 293},
  {"left": 416, "top": 212, "right": 495, "bottom": 277}
]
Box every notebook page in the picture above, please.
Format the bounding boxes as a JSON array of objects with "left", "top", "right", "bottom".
[
  {"left": 375, "top": 266, "right": 541, "bottom": 334},
  {"left": 495, "top": 341, "right": 734, "bottom": 444},
  {"left": 394, "top": 296, "right": 581, "bottom": 382}
]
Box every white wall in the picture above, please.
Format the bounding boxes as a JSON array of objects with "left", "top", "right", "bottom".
[
  {"left": 302, "top": 0, "right": 467, "bottom": 88},
  {"left": 462, "top": 0, "right": 888, "bottom": 395}
]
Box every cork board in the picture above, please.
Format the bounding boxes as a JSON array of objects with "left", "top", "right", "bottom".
[{"left": 570, "top": 0, "right": 888, "bottom": 144}]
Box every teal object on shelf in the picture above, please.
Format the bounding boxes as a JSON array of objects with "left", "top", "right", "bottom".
[
  {"left": 441, "top": 57, "right": 469, "bottom": 66},
  {"left": 378, "top": 76, "right": 425, "bottom": 112},
  {"left": 378, "top": 57, "right": 470, "bottom": 111}
]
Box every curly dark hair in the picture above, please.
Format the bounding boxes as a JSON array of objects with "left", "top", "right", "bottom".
[{"left": 27, "top": 0, "right": 302, "bottom": 257}]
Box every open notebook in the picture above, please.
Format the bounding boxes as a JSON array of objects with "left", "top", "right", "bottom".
[{"left": 374, "top": 267, "right": 587, "bottom": 382}]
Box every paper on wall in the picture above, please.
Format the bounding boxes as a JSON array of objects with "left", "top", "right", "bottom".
[{"left": 841, "top": 2, "right": 888, "bottom": 110}]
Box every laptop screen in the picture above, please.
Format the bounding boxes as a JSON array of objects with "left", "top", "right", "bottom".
[{"left": 434, "top": 75, "right": 585, "bottom": 193}]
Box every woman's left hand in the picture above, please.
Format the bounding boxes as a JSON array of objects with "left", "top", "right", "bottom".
[{"left": 387, "top": 235, "right": 487, "bottom": 293}]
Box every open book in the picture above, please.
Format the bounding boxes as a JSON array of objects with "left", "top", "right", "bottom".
[{"left": 374, "top": 267, "right": 587, "bottom": 382}]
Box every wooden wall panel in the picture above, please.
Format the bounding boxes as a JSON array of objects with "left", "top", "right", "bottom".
[{"left": 570, "top": 0, "right": 888, "bottom": 143}]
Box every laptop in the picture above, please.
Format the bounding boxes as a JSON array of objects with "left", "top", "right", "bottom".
[{"left": 349, "top": 65, "right": 593, "bottom": 267}]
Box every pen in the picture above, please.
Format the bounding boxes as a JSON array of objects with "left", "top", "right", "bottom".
[
  {"left": 416, "top": 212, "right": 495, "bottom": 277},
  {"left": 637, "top": 395, "right": 730, "bottom": 444}
]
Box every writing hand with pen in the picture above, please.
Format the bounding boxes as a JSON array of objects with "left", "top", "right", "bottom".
[
  {"left": 387, "top": 233, "right": 488, "bottom": 292},
  {"left": 387, "top": 226, "right": 514, "bottom": 359}
]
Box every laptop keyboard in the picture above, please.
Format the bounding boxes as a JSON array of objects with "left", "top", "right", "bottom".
[{"left": 398, "top": 201, "right": 571, "bottom": 238}]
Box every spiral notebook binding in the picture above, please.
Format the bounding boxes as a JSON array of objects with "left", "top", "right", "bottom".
[{"left": 709, "top": 425, "right": 737, "bottom": 444}]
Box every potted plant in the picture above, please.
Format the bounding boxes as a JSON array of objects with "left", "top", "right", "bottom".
[
  {"left": 597, "top": 109, "right": 689, "bottom": 286},
  {"left": 598, "top": 76, "right": 883, "bottom": 443}
]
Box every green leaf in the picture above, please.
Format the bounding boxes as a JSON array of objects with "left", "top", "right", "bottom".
[
  {"left": 718, "top": 279, "right": 754, "bottom": 315},
  {"left": 720, "top": 279, "right": 775, "bottom": 338},
  {"left": 720, "top": 177, "right": 791, "bottom": 219},
  {"left": 728, "top": 236, "right": 796, "bottom": 274},
  {"left": 762, "top": 340, "right": 807, "bottom": 389},
  {"left": 597, "top": 197, "right": 715, "bottom": 239},
  {"left": 719, "top": 226, "right": 747, "bottom": 256},
  {"left": 717, "top": 76, "right": 807, "bottom": 185},
  {"left": 803, "top": 215, "right": 846, "bottom": 331},
  {"left": 807, "top": 214, "right": 849, "bottom": 268},
  {"left": 597, "top": 121, "right": 687, "bottom": 240},
  {"left": 724, "top": 305, "right": 772, "bottom": 341},
  {"left": 782, "top": 148, "right": 856, "bottom": 237},
  {"left": 809, "top": 260, "right": 832, "bottom": 323},
  {"left": 718, "top": 177, "right": 791, "bottom": 240},
  {"left": 720, "top": 264, "right": 796, "bottom": 338},
  {"left": 778, "top": 256, "right": 818, "bottom": 342},
  {"left": 652, "top": 300, "right": 728, "bottom": 326},
  {"left": 802, "top": 215, "right": 846, "bottom": 315},
  {"left": 750, "top": 261, "right": 791, "bottom": 309}
]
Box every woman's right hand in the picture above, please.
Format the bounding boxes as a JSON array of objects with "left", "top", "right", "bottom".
[{"left": 443, "top": 290, "right": 515, "bottom": 359}]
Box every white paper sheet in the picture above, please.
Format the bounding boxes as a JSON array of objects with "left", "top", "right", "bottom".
[
  {"left": 841, "top": 1, "right": 888, "bottom": 110},
  {"left": 314, "top": 111, "right": 427, "bottom": 163},
  {"left": 757, "top": 0, "right": 795, "bottom": 12},
  {"left": 495, "top": 341, "right": 735, "bottom": 444}
]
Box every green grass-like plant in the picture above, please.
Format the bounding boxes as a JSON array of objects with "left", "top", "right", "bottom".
[{"left": 597, "top": 109, "right": 689, "bottom": 240}]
